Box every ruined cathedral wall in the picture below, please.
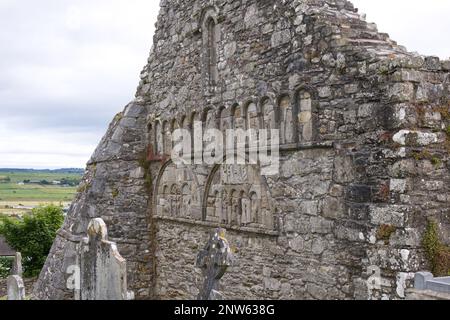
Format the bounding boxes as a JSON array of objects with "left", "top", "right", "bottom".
[
  {"left": 139, "top": 0, "right": 443, "bottom": 300},
  {"left": 355, "top": 56, "right": 450, "bottom": 299},
  {"left": 34, "top": 0, "right": 450, "bottom": 300}
]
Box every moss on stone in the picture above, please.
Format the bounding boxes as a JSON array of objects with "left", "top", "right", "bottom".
[
  {"left": 113, "top": 112, "right": 124, "bottom": 123},
  {"left": 77, "top": 182, "right": 90, "bottom": 193},
  {"left": 376, "top": 224, "right": 397, "bottom": 244},
  {"left": 423, "top": 221, "right": 450, "bottom": 276},
  {"left": 138, "top": 149, "right": 152, "bottom": 192},
  {"left": 431, "top": 156, "right": 442, "bottom": 167}
]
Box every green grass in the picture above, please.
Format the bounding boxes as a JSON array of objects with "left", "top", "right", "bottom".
[
  {"left": 0, "top": 170, "right": 82, "bottom": 202},
  {"left": 0, "top": 171, "right": 81, "bottom": 184}
]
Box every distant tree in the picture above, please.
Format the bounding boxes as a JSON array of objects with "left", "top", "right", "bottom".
[
  {"left": 60, "top": 177, "right": 81, "bottom": 186},
  {"left": 23, "top": 179, "right": 30, "bottom": 184},
  {"left": 0, "top": 176, "right": 10, "bottom": 183},
  {"left": 0, "top": 205, "right": 64, "bottom": 277}
]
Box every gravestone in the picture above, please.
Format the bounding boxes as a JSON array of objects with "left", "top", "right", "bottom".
[
  {"left": 78, "top": 218, "right": 134, "bottom": 300},
  {"left": 414, "top": 272, "right": 450, "bottom": 294},
  {"left": 12, "top": 252, "right": 22, "bottom": 277},
  {"left": 196, "top": 228, "right": 233, "bottom": 300},
  {"left": 7, "top": 252, "right": 25, "bottom": 300}
]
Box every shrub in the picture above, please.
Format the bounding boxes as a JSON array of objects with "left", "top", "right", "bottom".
[
  {"left": 0, "top": 205, "right": 64, "bottom": 277},
  {"left": 0, "top": 257, "right": 13, "bottom": 279}
]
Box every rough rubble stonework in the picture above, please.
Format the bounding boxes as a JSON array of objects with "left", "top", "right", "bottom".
[{"left": 34, "top": 0, "right": 450, "bottom": 300}]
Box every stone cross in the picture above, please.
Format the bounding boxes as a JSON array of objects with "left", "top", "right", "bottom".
[
  {"left": 77, "top": 218, "right": 134, "bottom": 300},
  {"left": 7, "top": 252, "right": 25, "bottom": 300},
  {"left": 196, "top": 228, "right": 233, "bottom": 300}
]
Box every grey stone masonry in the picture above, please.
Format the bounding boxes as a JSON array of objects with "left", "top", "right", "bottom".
[{"left": 35, "top": 0, "right": 450, "bottom": 300}]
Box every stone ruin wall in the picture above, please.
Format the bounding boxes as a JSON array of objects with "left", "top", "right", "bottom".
[{"left": 34, "top": 0, "right": 450, "bottom": 300}]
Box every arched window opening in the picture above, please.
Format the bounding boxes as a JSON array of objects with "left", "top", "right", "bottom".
[{"left": 206, "top": 18, "right": 218, "bottom": 85}]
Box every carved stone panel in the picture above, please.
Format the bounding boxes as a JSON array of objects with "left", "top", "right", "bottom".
[
  {"left": 204, "top": 164, "right": 274, "bottom": 230},
  {"left": 156, "top": 162, "right": 202, "bottom": 220}
]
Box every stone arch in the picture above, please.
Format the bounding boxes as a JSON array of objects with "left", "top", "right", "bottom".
[
  {"left": 202, "top": 107, "right": 216, "bottom": 130},
  {"left": 261, "top": 97, "right": 277, "bottom": 132},
  {"left": 202, "top": 162, "right": 275, "bottom": 230},
  {"left": 153, "top": 160, "right": 202, "bottom": 220},
  {"left": 218, "top": 106, "right": 228, "bottom": 131},
  {"left": 170, "top": 118, "right": 178, "bottom": 132},
  {"left": 180, "top": 115, "right": 189, "bottom": 130},
  {"left": 278, "top": 94, "right": 296, "bottom": 145},
  {"left": 294, "top": 86, "right": 318, "bottom": 143},
  {"left": 231, "top": 103, "right": 245, "bottom": 130},
  {"left": 245, "top": 100, "right": 260, "bottom": 131},
  {"left": 201, "top": 7, "right": 219, "bottom": 86}
]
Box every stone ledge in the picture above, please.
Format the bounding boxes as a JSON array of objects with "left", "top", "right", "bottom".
[
  {"left": 151, "top": 141, "right": 335, "bottom": 163},
  {"left": 406, "top": 288, "right": 450, "bottom": 300},
  {"left": 153, "top": 215, "right": 280, "bottom": 237}
]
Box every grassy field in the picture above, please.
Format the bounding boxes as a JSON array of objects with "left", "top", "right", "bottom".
[{"left": 0, "top": 169, "right": 83, "bottom": 215}]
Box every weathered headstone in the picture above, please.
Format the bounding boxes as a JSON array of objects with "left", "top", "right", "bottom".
[
  {"left": 7, "top": 275, "right": 25, "bottom": 300},
  {"left": 196, "top": 228, "right": 233, "bottom": 300},
  {"left": 414, "top": 272, "right": 450, "bottom": 294},
  {"left": 77, "top": 218, "right": 134, "bottom": 300},
  {"left": 12, "top": 252, "right": 22, "bottom": 277},
  {"left": 7, "top": 252, "right": 25, "bottom": 300}
]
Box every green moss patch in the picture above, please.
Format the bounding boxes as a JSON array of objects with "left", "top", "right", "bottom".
[
  {"left": 423, "top": 221, "right": 450, "bottom": 276},
  {"left": 376, "top": 224, "right": 397, "bottom": 244}
]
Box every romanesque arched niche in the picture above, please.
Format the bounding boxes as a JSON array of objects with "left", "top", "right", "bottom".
[
  {"left": 219, "top": 106, "right": 231, "bottom": 131},
  {"left": 295, "top": 87, "right": 316, "bottom": 143},
  {"left": 232, "top": 104, "right": 245, "bottom": 130},
  {"left": 278, "top": 94, "right": 296, "bottom": 145},
  {"left": 201, "top": 7, "right": 219, "bottom": 87},
  {"left": 203, "top": 163, "right": 275, "bottom": 231},
  {"left": 246, "top": 101, "right": 260, "bottom": 131},
  {"left": 203, "top": 108, "right": 216, "bottom": 130},
  {"left": 154, "top": 160, "right": 202, "bottom": 220},
  {"left": 261, "top": 97, "right": 276, "bottom": 131},
  {"left": 202, "top": 107, "right": 217, "bottom": 153}
]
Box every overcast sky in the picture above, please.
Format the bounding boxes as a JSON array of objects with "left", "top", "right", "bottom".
[{"left": 0, "top": 0, "right": 449, "bottom": 169}]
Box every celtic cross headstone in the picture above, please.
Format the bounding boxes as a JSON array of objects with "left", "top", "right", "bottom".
[{"left": 196, "top": 228, "right": 233, "bottom": 300}]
